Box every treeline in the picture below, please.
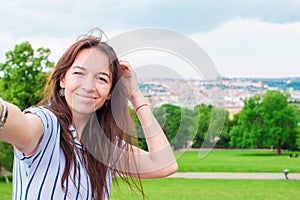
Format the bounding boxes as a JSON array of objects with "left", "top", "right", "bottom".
[
  {"left": 132, "top": 90, "right": 300, "bottom": 154},
  {"left": 1, "top": 42, "right": 300, "bottom": 172}
]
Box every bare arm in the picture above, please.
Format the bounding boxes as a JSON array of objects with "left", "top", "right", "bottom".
[
  {"left": 0, "top": 101, "right": 44, "bottom": 155},
  {"left": 116, "top": 61, "right": 178, "bottom": 178},
  {"left": 130, "top": 91, "right": 178, "bottom": 178}
]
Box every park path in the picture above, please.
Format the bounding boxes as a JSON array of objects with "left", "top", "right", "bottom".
[{"left": 168, "top": 172, "right": 300, "bottom": 180}]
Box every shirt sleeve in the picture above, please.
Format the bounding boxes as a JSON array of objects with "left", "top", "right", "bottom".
[{"left": 14, "top": 106, "right": 59, "bottom": 166}]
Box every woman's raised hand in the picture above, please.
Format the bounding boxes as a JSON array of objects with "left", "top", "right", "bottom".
[{"left": 119, "top": 60, "right": 141, "bottom": 102}]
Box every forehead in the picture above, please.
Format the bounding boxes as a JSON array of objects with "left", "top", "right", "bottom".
[{"left": 73, "top": 48, "right": 111, "bottom": 72}]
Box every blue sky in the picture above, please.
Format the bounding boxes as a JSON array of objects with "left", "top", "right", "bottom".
[{"left": 1, "top": 0, "right": 300, "bottom": 78}]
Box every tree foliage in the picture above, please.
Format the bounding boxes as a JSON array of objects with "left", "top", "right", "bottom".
[
  {"left": 0, "top": 41, "right": 53, "bottom": 171},
  {"left": 0, "top": 141, "right": 14, "bottom": 171},
  {"left": 0, "top": 41, "right": 53, "bottom": 110},
  {"left": 229, "top": 90, "right": 299, "bottom": 154},
  {"left": 296, "top": 126, "right": 300, "bottom": 150},
  {"left": 130, "top": 104, "right": 197, "bottom": 150},
  {"left": 293, "top": 104, "right": 300, "bottom": 150},
  {"left": 145, "top": 104, "right": 202, "bottom": 150},
  {"left": 192, "top": 104, "right": 212, "bottom": 148},
  {"left": 192, "top": 104, "right": 229, "bottom": 148},
  {"left": 229, "top": 94, "right": 264, "bottom": 148}
]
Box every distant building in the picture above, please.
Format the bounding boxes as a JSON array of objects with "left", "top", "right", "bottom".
[{"left": 137, "top": 77, "right": 300, "bottom": 110}]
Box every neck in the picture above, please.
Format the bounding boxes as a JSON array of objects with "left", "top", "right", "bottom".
[{"left": 72, "top": 112, "right": 92, "bottom": 141}]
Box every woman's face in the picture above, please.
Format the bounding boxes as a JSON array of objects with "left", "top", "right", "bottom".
[{"left": 60, "top": 48, "right": 112, "bottom": 116}]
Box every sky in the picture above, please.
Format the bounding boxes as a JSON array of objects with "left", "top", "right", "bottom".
[{"left": 1, "top": 0, "right": 300, "bottom": 78}]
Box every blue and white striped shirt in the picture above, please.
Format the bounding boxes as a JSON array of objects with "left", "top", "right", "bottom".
[{"left": 12, "top": 107, "right": 114, "bottom": 200}]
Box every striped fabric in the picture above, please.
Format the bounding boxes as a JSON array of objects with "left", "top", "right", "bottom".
[{"left": 12, "top": 107, "right": 114, "bottom": 200}]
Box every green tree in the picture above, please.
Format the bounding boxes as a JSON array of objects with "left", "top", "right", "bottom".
[
  {"left": 193, "top": 104, "right": 228, "bottom": 148},
  {"left": 0, "top": 41, "right": 53, "bottom": 110},
  {"left": 153, "top": 104, "right": 181, "bottom": 149},
  {"left": 295, "top": 103, "right": 300, "bottom": 150},
  {"left": 129, "top": 108, "right": 148, "bottom": 150},
  {"left": 192, "top": 104, "right": 212, "bottom": 148},
  {"left": 296, "top": 126, "right": 300, "bottom": 150},
  {"left": 261, "top": 91, "right": 297, "bottom": 154},
  {"left": 229, "top": 94, "right": 264, "bottom": 148},
  {"left": 214, "top": 109, "right": 230, "bottom": 148},
  {"left": 229, "top": 90, "right": 298, "bottom": 155},
  {"left": 0, "top": 142, "right": 14, "bottom": 171},
  {"left": 153, "top": 104, "right": 196, "bottom": 150},
  {"left": 172, "top": 107, "right": 197, "bottom": 149},
  {"left": 0, "top": 41, "right": 53, "bottom": 171}
]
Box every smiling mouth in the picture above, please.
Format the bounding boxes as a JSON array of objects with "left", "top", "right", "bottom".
[{"left": 77, "top": 93, "right": 97, "bottom": 99}]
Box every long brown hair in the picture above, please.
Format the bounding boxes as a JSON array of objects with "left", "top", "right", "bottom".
[{"left": 40, "top": 36, "right": 144, "bottom": 199}]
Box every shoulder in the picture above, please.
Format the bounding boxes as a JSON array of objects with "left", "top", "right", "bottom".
[
  {"left": 24, "top": 106, "right": 59, "bottom": 133},
  {"left": 24, "top": 106, "right": 57, "bottom": 122},
  {"left": 24, "top": 106, "right": 55, "bottom": 116}
]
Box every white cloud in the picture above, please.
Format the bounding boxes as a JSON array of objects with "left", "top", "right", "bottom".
[
  {"left": 1, "top": 19, "right": 300, "bottom": 79},
  {"left": 1, "top": 3, "right": 300, "bottom": 79},
  {"left": 0, "top": 34, "right": 73, "bottom": 63},
  {"left": 190, "top": 18, "right": 300, "bottom": 78},
  {"left": 0, "top": 28, "right": 138, "bottom": 63}
]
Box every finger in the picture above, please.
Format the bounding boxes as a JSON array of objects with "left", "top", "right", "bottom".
[
  {"left": 120, "top": 65, "right": 129, "bottom": 75},
  {"left": 119, "top": 60, "right": 131, "bottom": 68},
  {"left": 119, "top": 62, "right": 134, "bottom": 75}
]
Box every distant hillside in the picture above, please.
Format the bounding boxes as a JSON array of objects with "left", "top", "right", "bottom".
[{"left": 259, "top": 77, "right": 300, "bottom": 91}]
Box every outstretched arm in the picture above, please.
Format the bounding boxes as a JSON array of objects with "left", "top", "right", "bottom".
[
  {"left": 116, "top": 61, "right": 178, "bottom": 179},
  {"left": 0, "top": 100, "right": 43, "bottom": 155}
]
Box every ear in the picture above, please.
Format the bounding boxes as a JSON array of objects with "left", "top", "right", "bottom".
[{"left": 60, "top": 77, "right": 65, "bottom": 88}]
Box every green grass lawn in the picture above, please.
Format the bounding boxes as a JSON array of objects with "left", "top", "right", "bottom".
[
  {"left": 1, "top": 149, "right": 299, "bottom": 199},
  {"left": 176, "top": 149, "right": 300, "bottom": 173},
  {"left": 1, "top": 178, "right": 299, "bottom": 200},
  {"left": 110, "top": 178, "right": 300, "bottom": 200},
  {"left": 0, "top": 181, "right": 11, "bottom": 199}
]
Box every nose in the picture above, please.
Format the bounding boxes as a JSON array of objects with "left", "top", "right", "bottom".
[{"left": 81, "top": 76, "right": 96, "bottom": 91}]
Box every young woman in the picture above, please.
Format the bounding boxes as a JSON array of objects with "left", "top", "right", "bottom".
[{"left": 0, "top": 33, "right": 178, "bottom": 199}]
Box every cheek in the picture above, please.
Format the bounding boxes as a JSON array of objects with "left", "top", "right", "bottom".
[
  {"left": 96, "top": 84, "right": 112, "bottom": 97},
  {"left": 65, "top": 78, "right": 81, "bottom": 91},
  {"left": 64, "top": 81, "right": 81, "bottom": 103}
]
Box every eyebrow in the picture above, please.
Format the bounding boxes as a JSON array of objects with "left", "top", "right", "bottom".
[{"left": 73, "top": 66, "right": 111, "bottom": 80}]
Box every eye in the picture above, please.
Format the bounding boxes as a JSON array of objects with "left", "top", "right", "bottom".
[
  {"left": 73, "top": 71, "right": 84, "bottom": 76},
  {"left": 97, "top": 76, "right": 108, "bottom": 83}
]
